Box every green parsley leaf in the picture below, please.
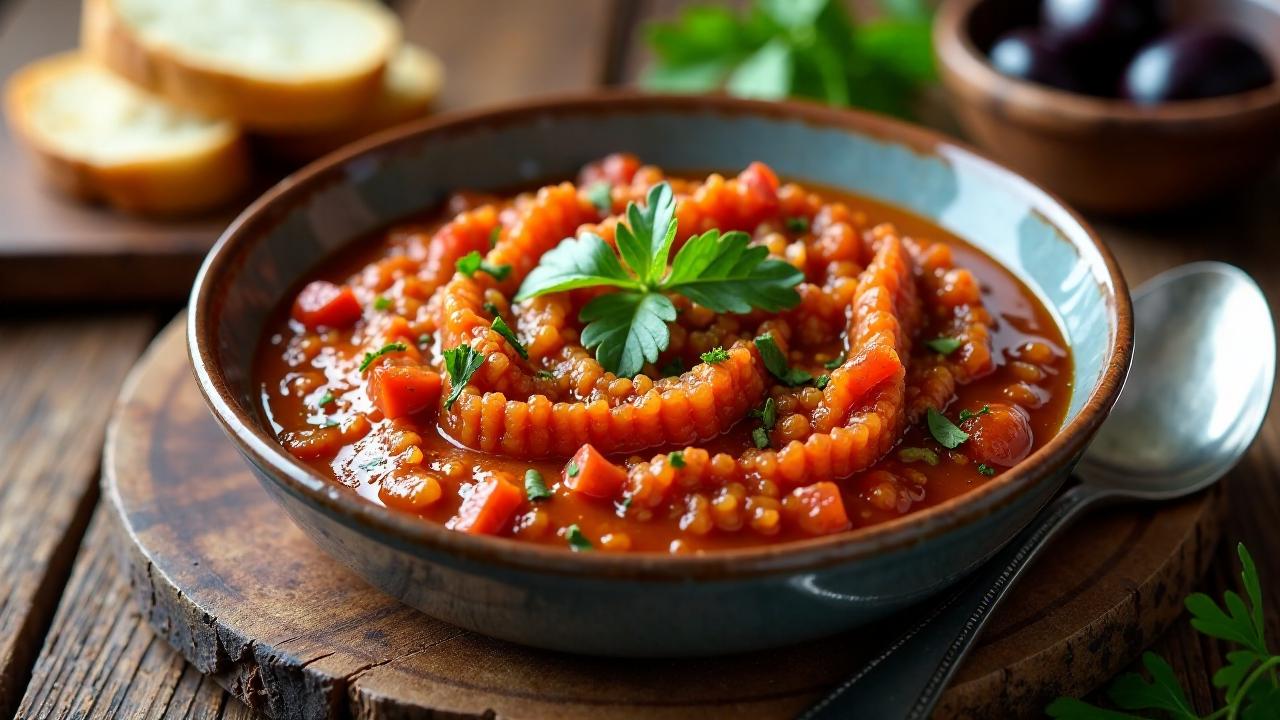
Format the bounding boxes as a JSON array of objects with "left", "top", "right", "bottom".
[
  {"left": 616, "top": 182, "right": 678, "bottom": 285},
  {"left": 664, "top": 230, "right": 803, "bottom": 313},
  {"left": 752, "top": 427, "right": 770, "bottom": 449},
  {"left": 517, "top": 181, "right": 801, "bottom": 376},
  {"left": 977, "top": 463, "right": 995, "bottom": 477},
  {"left": 482, "top": 301, "right": 501, "bottom": 317},
  {"left": 566, "top": 461, "right": 579, "bottom": 478},
  {"left": 824, "top": 355, "right": 844, "bottom": 370},
  {"left": 455, "top": 251, "right": 512, "bottom": 281},
  {"left": 579, "top": 291, "right": 677, "bottom": 378},
  {"left": 750, "top": 397, "right": 778, "bottom": 430},
  {"left": 926, "top": 407, "right": 969, "bottom": 449},
  {"left": 586, "top": 181, "right": 613, "bottom": 215},
  {"left": 898, "top": 447, "right": 938, "bottom": 466},
  {"left": 515, "top": 232, "right": 643, "bottom": 301},
  {"left": 1106, "top": 653, "right": 1199, "bottom": 720},
  {"left": 524, "top": 469, "right": 552, "bottom": 501},
  {"left": 668, "top": 451, "right": 686, "bottom": 468},
  {"left": 535, "top": 369, "right": 555, "bottom": 380},
  {"left": 442, "top": 344, "right": 485, "bottom": 409},
  {"left": 958, "top": 405, "right": 991, "bottom": 422},
  {"left": 785, "top": 216, "right": 809, "bottom": 233},
  {"left": 373, "top": 296, "right": 392, "bottom": 311},
  {"left": 754, "top": 333, "right": 813, "bottom": 386},
  {"left": 700, "top": 346, "right": 730, "bottom": 364},
  {"left": 1187, "top": 544, "right": 1269, "bottom": 656},
  {"left": 925, "top": 336, "right": 962, "bottom": 355},
  {"left": 316, "top": 392, "right": 335, "bottom": 408},
  {"left": 358, "top": 342, "right": 407, "bottom": 373},
  {"left": 641, "top": 0, "right": 936, "bottom": 120},
  {"left": 417, "top": 333, "right": 433, "bottom": 349},
  {"left": 565, "top": 524, "right": 593, "bottom": 551},
  {"left": 815, "top": 374, "right": 830, "bottom": 389},
  {"left": 491, "top": 315, "right": 528, "bottom": 359},
  {"left": 488, "top": 225, "right": 501, "bottom": 248}
]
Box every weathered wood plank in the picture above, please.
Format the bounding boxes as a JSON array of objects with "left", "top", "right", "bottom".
[
  {"left": 0, "top": 314, "right": 155, "bottom": 716},
  {"left": 15, "top": 510, "right": 258, "bottom": 720}
]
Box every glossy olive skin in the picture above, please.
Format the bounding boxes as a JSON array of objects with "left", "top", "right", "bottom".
[
  {"left": 989, "top": 28, "right": 1082, "bottom": 92},
  {"left": 1122, "top": 28, "right": 1276, "bottom": 103},
  {"left": 1041, "top": 0, "right": 1165, "bottom": 48}
]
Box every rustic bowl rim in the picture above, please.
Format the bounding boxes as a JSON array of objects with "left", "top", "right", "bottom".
[
  {"left": 934, "top": 0, "right": 1280, "bottom": 126},
  {"left": 188, "top": 91, "right": 1133, "bottom": 581}
]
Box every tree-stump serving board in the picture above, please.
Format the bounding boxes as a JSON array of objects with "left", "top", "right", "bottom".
[{"left": 103, "top": 318, "right": 1222, "bottom": 720}]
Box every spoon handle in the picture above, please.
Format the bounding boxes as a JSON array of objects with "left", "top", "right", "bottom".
[{"left": 799, "top": 483, "right": 1106, "bottom": 720}]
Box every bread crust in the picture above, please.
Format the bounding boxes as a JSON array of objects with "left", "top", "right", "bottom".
[
  {"left": 4, "top": 53, "right": 251, "bottom": 216},
  {"left": 81, "top": 0, "right": 400, "bottom": 132}
]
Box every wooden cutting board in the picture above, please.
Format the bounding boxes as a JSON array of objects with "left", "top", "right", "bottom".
[{"left": 102, "top": 316, "right": 1221, "bottom": 720}]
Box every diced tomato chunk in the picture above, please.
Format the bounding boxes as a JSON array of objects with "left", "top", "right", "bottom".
[
  {"left": 451, "top": 473, "right": 524, "bottom": 535},
  {"left": 786, "top": 482, "right": 851, "bottom": 536},
  {"left": 564, "top": 444, "right": 627, "bottom": 499},
  {"left": 368, "top": 365, "right": 442, "bottom": 419},
  {"left": 292, "top": 281, "right": 362, "bottom": 329}
]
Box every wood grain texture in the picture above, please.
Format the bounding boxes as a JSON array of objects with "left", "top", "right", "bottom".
[
  {"left": 0, "top": 0, "right": 613, "bottom": 304},
  {"left": 0, "top": 313, "right": 154, "bottom": 717},
  {"left": 95, "top": 318, "right": 1219, "bottom": 720},
  {"left": 14, "top": 510, "right": 257, "bottom": 720}
]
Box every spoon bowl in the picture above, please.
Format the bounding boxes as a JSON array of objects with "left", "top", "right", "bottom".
[{"left": 1082, "top": 262, "right": 1276, "bottom": 498}]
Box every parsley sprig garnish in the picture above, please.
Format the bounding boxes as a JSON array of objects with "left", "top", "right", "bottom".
[
  {"left": 442, "top": 344, "right": 485, "bottom": 409},
  {"left": 456, "top": 251, "right": 512, "bottom": 281},
  {"left": 491, "top": 316, "right": 528, "bottom": 359},
  {"left": 516, "top": 182, "right": 802, "bottom": 376},
  {"left": 926, "top": 407, "right": 968, "bottom": 449},
  {"left": 754, "top": 333, "right": 813, "bottom": 386},
  {"left": 358, "top": 342, "right": 407, "bottom": 373},
  {"left": 1049, "top": 543, "right": 1277, "bottom": 719}
]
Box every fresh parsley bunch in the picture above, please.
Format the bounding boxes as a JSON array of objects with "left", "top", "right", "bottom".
[
  {"left": 642, "top": 0, "right": 936, "bottom": 118},
  {"left": 1048, "top": 543, "right": 1279, "bottom": 720},
  {"left": 514, "top": 182, "right": 802, "bottom": 377}
]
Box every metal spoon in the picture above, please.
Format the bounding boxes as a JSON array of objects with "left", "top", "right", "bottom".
[{"left": 801, "top": 261, "right": 1276, "bottom": 720}]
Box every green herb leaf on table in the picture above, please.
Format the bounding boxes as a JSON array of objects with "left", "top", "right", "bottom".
[
  {"left": 490, "top": 315, "right": 528, "bottom": 359},
  {"left": 456, "top": 251, "right": 512, "bottom": 281},
  {"left": 358, "top": 342, "right": 408, "bottom": 373},
  {"left": 701, "top": 346, "right": 730, "bottom": 364},
  {"left": 754, "top": 333, "right": 813, "bottom": 386},
  {"left": 926, "top": 407, "right": 968, "bottom": 449},
  {"left": 442, "top": 344, "right": 485, "bottom": 410},
  {"left": 586, "top": 181, "right": 613, "bottom": 215},
  {"left": 517, "top": 181, "right": 802, "bottom": 377},
  {"left": 641, "top": 0, "right": 936, "bottom": 119},
  {"left": 1048, "top": 542, "right": 1278, "bottom": 720},
  {"left": 524, "top": 469, "right": 552, "bottom": 501},
  {"left": 925, "top": 336, "right": 962, "bottom": 355}
]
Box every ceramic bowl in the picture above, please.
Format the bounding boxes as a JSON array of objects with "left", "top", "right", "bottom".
[
  {"left": 188, "top": 93, "right": 1132, "bottom": 657},
  {"left": 935, "top": 0, "right": 1280, "bottom": 215}
]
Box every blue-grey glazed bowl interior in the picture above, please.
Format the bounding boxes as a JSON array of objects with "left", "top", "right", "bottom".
[{"left": 189, "top": 94, "right": 1131, "bottom": 656}]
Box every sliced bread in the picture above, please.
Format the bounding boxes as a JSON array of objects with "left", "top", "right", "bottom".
[
  {"left": 262, "top": 43, "right": 445, "bottom": 162},
  {"left": 81, "top": 0, "right": 402, "bottom": 131},
  {"left": 4, "top": 52, "right": 250, "bottom": 216}
]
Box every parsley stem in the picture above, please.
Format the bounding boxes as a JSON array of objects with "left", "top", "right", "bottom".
[{"left": 1230, "top": 656, "right": 1280, "bottom": 720}]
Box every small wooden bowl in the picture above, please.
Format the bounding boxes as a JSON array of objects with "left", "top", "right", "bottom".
[{"left": 935, "top": 0, "right": 1280, "bottom": 215}]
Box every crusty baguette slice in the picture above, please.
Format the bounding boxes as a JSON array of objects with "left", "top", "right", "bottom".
[
  {"left": 262, "top": 44, "right": 445, "bottom": 162},
  {"left": 82, "top": 0, "right": 402, "bottom": 131},
  {"left": 4, "top": 53, "right": 250, "bottom": 216}
]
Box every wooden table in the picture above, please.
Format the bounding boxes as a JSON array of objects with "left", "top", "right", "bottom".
[{"left": 1, "top": 1, "right": 1277, "bottom": 717}]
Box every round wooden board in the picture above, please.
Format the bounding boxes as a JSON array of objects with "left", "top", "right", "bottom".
[{"left": 104, "top": 317, "right": 1221, "bottom": 720}]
